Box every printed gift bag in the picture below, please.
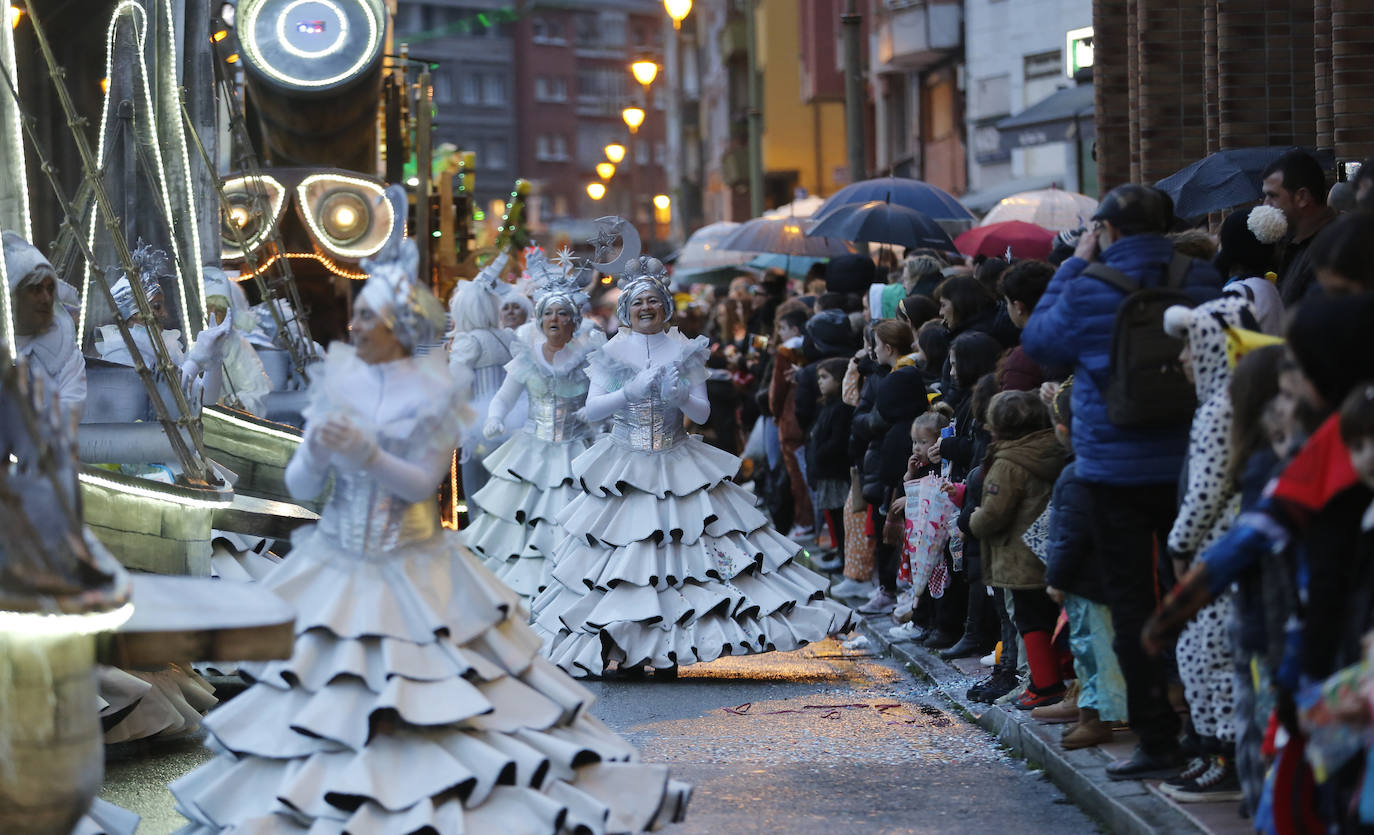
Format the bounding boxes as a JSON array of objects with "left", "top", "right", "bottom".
[{"left": 901, "top": 474, "right": 958, "bottom": 594}]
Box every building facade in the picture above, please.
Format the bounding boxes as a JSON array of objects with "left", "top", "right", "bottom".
[{"left": 962, "top": 0, "right": 1094, "bottom": 208}]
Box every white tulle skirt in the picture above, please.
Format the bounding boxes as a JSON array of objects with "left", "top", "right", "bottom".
[
  {"left": 170, "top": 524, "right": 689, "bottom": 834},
  {"left": 532, "top": 434, "right": 854, "bottom": 677},
  {"left": 463, "top": 431, "right": 593, "bottom": 605}
]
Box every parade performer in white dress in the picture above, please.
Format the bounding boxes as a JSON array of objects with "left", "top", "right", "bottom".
[
  {"left": 448, "top": 252, "right": 528, "bottom": 500},
  {"left": 201, "top": 266, "right": 272, "bottom": 416},
  {"left": 171, "top": 190, "right": 690, "bottom": 834},
  {"left": 464, "top": 247, "right": 602, "bottom": 606},
  {"left": 533, "top": 219, "right": 854, "bottom": 677}
]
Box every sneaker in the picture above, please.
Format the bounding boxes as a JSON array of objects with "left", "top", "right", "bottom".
[
  {"left": 1159, "top": 756, "right": 1244, "bottom": 803},
  {"left": 1014, "top": 682, "right": 1067, "bottom": 710},
  {"left": 1105, "top": 746, "right": 1185, "bottom": 781},
  {"left": 812, "top": 551, "right": 843, "bottom": 572},
  {"left": 887, "top": 622, "right": 927, "bottom": 642},
  {"left": 788, "top": 525, "right": 816, "bottom": 542},
  {"left": 856, "top": 588, "right": 897, "bottom": 615},
  {"left": 979, "top": 651, "right": 996, "bottom": 667},
  {"left": 995, "top": 674, "right": 1031, "bottom": 706},
  {"left": 830, "top": 577, "right": 873, "bottom": 599},
  {"left": 966, "top": 668, "right": 1018, "bottom": 703},
  {"left": 919, "top": 629, "right": 960, "bottom": 650}
]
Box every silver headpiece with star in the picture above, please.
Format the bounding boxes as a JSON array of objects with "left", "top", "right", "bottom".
[
  {"left": 526, "top": 244, "right": 591, "bottom": 329},
  {"left": 108, "top": 239, "right": 169, "bottom": 321},
  {"left": 358, "top": 186, "right": 446, "bottom": 352}
]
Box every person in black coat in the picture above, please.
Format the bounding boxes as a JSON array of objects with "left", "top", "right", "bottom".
[
  {"left": 852, "top": 321, "right": 930, "bottom": 616},
  {"left": 930, "top": 331, "right": 1004, "bottom": 482},
  {"left": 805, "top": 358, "right": 856, "bottom": 566},
  {"left": 794, "top": 304, "right": 860, "bottom": 432},
  {"left": 932, "top": 276, "right": 1009, "bottom": 403}
]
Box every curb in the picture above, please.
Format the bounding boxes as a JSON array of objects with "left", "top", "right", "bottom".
[{"left": 855, "top": 614, "right": 1209, "bottom": 835}]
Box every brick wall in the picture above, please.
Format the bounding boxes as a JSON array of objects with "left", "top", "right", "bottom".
[{"left": 1094, "top": 0, "right": 1368, "bottom": 190}]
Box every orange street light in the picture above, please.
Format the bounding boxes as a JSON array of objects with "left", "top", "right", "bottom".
[
  {"left": 664, "top": 0, "right": 691, "bottom": 29},
  {"left": 586, "top": 182, "right": 607, "bottom": 200},
  {"left": 622, "top": 106, "right": 645, "bottom": 134},
  {"left": 596, "top": 162, "right": 616, "bottom": 180},
  {"left": 631, "top": 59, "right": 659, "bottom": 87},
  {"left": 604, "top": 143, "right": 627, "bottom": 164}
]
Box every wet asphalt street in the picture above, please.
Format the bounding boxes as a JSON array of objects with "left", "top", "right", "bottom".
[{"left": 100, "top": 638, "right": 1101, "bottom": 834}]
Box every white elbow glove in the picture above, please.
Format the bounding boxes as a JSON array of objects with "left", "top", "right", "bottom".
[
  {"left": 623, "top": 367, "right": 658, "bottom": 401},
  {"left": 482, "top": 416, "right": 506, "bottom": 439}
]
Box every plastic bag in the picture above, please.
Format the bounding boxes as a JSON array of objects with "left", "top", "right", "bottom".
[{"left": 901, "top": 474, "right": 958, "bottom": 594}]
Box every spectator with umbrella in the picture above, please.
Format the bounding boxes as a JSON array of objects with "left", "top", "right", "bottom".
[{"left": 1261, "top": 150, "right": 1336, "bottom": 305}]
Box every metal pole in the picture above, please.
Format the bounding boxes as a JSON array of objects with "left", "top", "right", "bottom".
[
  {"left": 745, "top": 0, "right": 763, "bottom": 217},
  {"left": 842, "top": 0, "right": 866, "bottom": 182},
  {"left": 416, "top": 68, "right": 433, "bottom": 286},
  {"left": 672, "top": 23, "right": 686, "bottom": 242}
]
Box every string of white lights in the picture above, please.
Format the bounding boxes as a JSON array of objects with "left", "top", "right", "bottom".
[
  {"left": 0, "top": 11, "right": 28, "bottom": 357},
  {"left": 0, "top": 601, "right": 134, "bottom": 637},
  {"left": 81, "top": 1, "right": 203, "bottom": 338},
  {"left": 204, "top": 406, "right": 303, "bottom": 445},
  {"left": 78, "top": 469, "right": 235, "bottom": 509},
  {"left": 239, "top": 0, "right": 382, "bottom": 89}
]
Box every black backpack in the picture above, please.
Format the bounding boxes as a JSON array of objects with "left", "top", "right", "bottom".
[{"left": 1081, "top": 253, "right": 1197, "bottom": 429}]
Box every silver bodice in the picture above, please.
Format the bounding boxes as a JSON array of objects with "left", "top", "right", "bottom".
[
  {"left": 528, "top": 388, "right": 588, "bottom": 442},
  {"left": 610, "top": 381, "right": 687, "bottom": 452},
  {"left": 317, "top": 461, "right": 439, "bottom": 554}
]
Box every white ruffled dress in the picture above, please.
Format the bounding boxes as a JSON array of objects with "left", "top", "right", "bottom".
[
  {"left": 171, "top": 344, "right": 689, "bottom": 833},
  {"left": 532, "top": 329, "right": 854, "bottom": 677},
  {"left": 464, "top": 326, "right": 601, "bottom": 604}
]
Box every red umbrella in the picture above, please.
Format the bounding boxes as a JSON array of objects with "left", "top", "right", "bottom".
[{"left": 954, "top": 220, "right": 1055, "bottom": 260}]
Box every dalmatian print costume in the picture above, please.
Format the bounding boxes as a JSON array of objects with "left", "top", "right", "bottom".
[{"left": 1163, "top": 295, "right": 1259, "bottom": 744}]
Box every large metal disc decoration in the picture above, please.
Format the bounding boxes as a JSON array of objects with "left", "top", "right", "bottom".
[
  {"left": 588, "top": 216, "right": 642, "bottom": 278},
  {"left": 236, "top": 0, "right": 387, "bottom": 92}
]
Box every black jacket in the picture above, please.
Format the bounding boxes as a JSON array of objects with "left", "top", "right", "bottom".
[
  {"left": 855, "top": 364, "right": 929, "bottom": 505},
  {"left": 1043, "top": 460, "right": 1106, "bottom": 603},
  {"left": 937, "top": 389, "right": 991, "bottom": 484},
  {"left": 805, "top": 399, "right": 855, "bottom": 483}
]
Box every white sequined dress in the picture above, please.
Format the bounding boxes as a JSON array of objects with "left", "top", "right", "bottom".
[
  {"left": 532, "top": 328, "right": 854, "bottom": 677},
  {"left": 170, "top": 343, "right": 689, "bottom": 833},
  {"left": 464, "top": 324, "right": 602, "bottom": 605}
]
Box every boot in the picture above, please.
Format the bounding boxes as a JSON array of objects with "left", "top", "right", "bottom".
[
  {"left": 1061, "top": 708, "right": 1113, "bottom": 750},
  {"left": 940, "top": 583, "right": 995, "bottom": 659},
  {"left": 1030, "top": 680, "right": 1080, "bottom": 723}
]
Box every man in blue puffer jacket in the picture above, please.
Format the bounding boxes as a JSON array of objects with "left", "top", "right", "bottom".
[{"left": 1022, "top": 183, "right": 1222, "bottom": 781}]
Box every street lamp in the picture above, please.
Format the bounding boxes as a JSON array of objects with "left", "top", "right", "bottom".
[
  {"left": 622, "top": 106, "right": 645, "bottom": 134},
  {"left": 596, "top": 162, "right": 616, "bottom": 180},
  {"left": 630, "top": 59, "right": 659, "bottom": 88},
  {"left": 664, "top": 0, "right": 691, "bottom": 29},
  {"left": 586, "top": 182, "right": 606, "bottom": 200},
  {"left": 653, "top": 194, "right": 671, "bottom": 210},
  {"left": 604, "top": 143, "right": 626, "bottom": 164}
]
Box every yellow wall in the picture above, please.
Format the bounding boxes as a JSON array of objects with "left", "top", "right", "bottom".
[{"left": 756, "top": 0, "right": 848, "bottom": 199}]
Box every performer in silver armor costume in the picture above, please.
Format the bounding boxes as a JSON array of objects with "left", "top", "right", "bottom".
[
  {"left": 533, "top": 223, "right": 854, "bottom": 678},
  {"left": 448, "top": 252, "right": 527, "bottom": 501},
  {"left": 463, "top": 247, "right": 603, "bottom": 607},
  {"left": 171, "top": 190, "right": 689, "bottom": 833}
]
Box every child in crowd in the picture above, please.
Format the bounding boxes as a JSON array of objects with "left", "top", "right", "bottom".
[
  {"left": 969, "top": 390, "right": 1068, "bottom": 709},
  {"left": 806, "top": 358, "right": 856, "bottom": 570},
  {"left": 888, "top": 410, "right": 951, "bottom": 642},
  {"left": 1042, "top": 377, "right": 1128, "bottom": 748}
]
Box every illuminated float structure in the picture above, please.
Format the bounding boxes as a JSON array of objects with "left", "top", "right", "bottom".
[{"left": 0, "top": 0, "right": 315, "bottom": 752}]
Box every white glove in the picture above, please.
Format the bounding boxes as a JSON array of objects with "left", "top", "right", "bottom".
[
  {"left": 317, "top": 416, "right": 378, "bottom": 469},
  {"left": 623, "top": 367, "right": 658, "bottom": 401},
  {"left": 482, "top": 416, "right": 506, "bottom": 439},
  {"left": 571, "top": 406, "right": 589, "bottom": 425},
  {"left": 187, "top": 314, "right": 233, "bottom": 367},
  {"left": 178, "top": 357, "right": 203, "bottom": 397}
]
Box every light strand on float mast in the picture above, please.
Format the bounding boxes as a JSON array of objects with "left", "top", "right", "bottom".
[{"left": 0, "top": 11, "right": 29, "bottom": 241}]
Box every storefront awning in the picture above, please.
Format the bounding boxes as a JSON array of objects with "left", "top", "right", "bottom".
[{"left": 996, "top": 84, "right": 1095, "bottom": 151}]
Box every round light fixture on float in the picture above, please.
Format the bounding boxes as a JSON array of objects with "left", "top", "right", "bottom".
[
  {"left": 318, "top": 189, "right": 370, "bottom": 245},
  {"left": 604, "top": 143, "right": 626, "bottom": 164},
  {"left": 621, "top": 106, "right": 645, "bottom": 134},
  {"left": 630, "top": 59, "right": 658, "bottom": 87},
  {"left": 596, "top": 162, "right": 616, "bottom": 180},
  {"left": 586, "top": 182, "right": 606, "bottom": 201},
  {"left": 664, "top": 0, "right": 691, "bottom": 29}
]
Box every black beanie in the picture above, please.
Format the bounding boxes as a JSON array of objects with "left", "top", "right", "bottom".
[
  {"left": 1214, "top": 209, "right": 1278, "bottom": 278},
  {"left": 1287, "top": 292, "right": 1374, "bottom": 408},
  {"left": 825, "top": 254, "right": 877, "bottom": 294}
]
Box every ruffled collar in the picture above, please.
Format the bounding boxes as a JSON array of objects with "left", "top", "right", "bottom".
[{"left": 512, "top": 321, "right": 601, "bottom": 375}]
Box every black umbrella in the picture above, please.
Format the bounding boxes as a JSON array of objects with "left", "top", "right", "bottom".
[
  {"left": 807, "top": 199, "right": 955, "bottom": 250},
  {"left": 1155, "top": 146, "right": 1336, "bottom": 218},
  {"left": 813, "top": 176, "right": 975, "bottom": 223}
]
